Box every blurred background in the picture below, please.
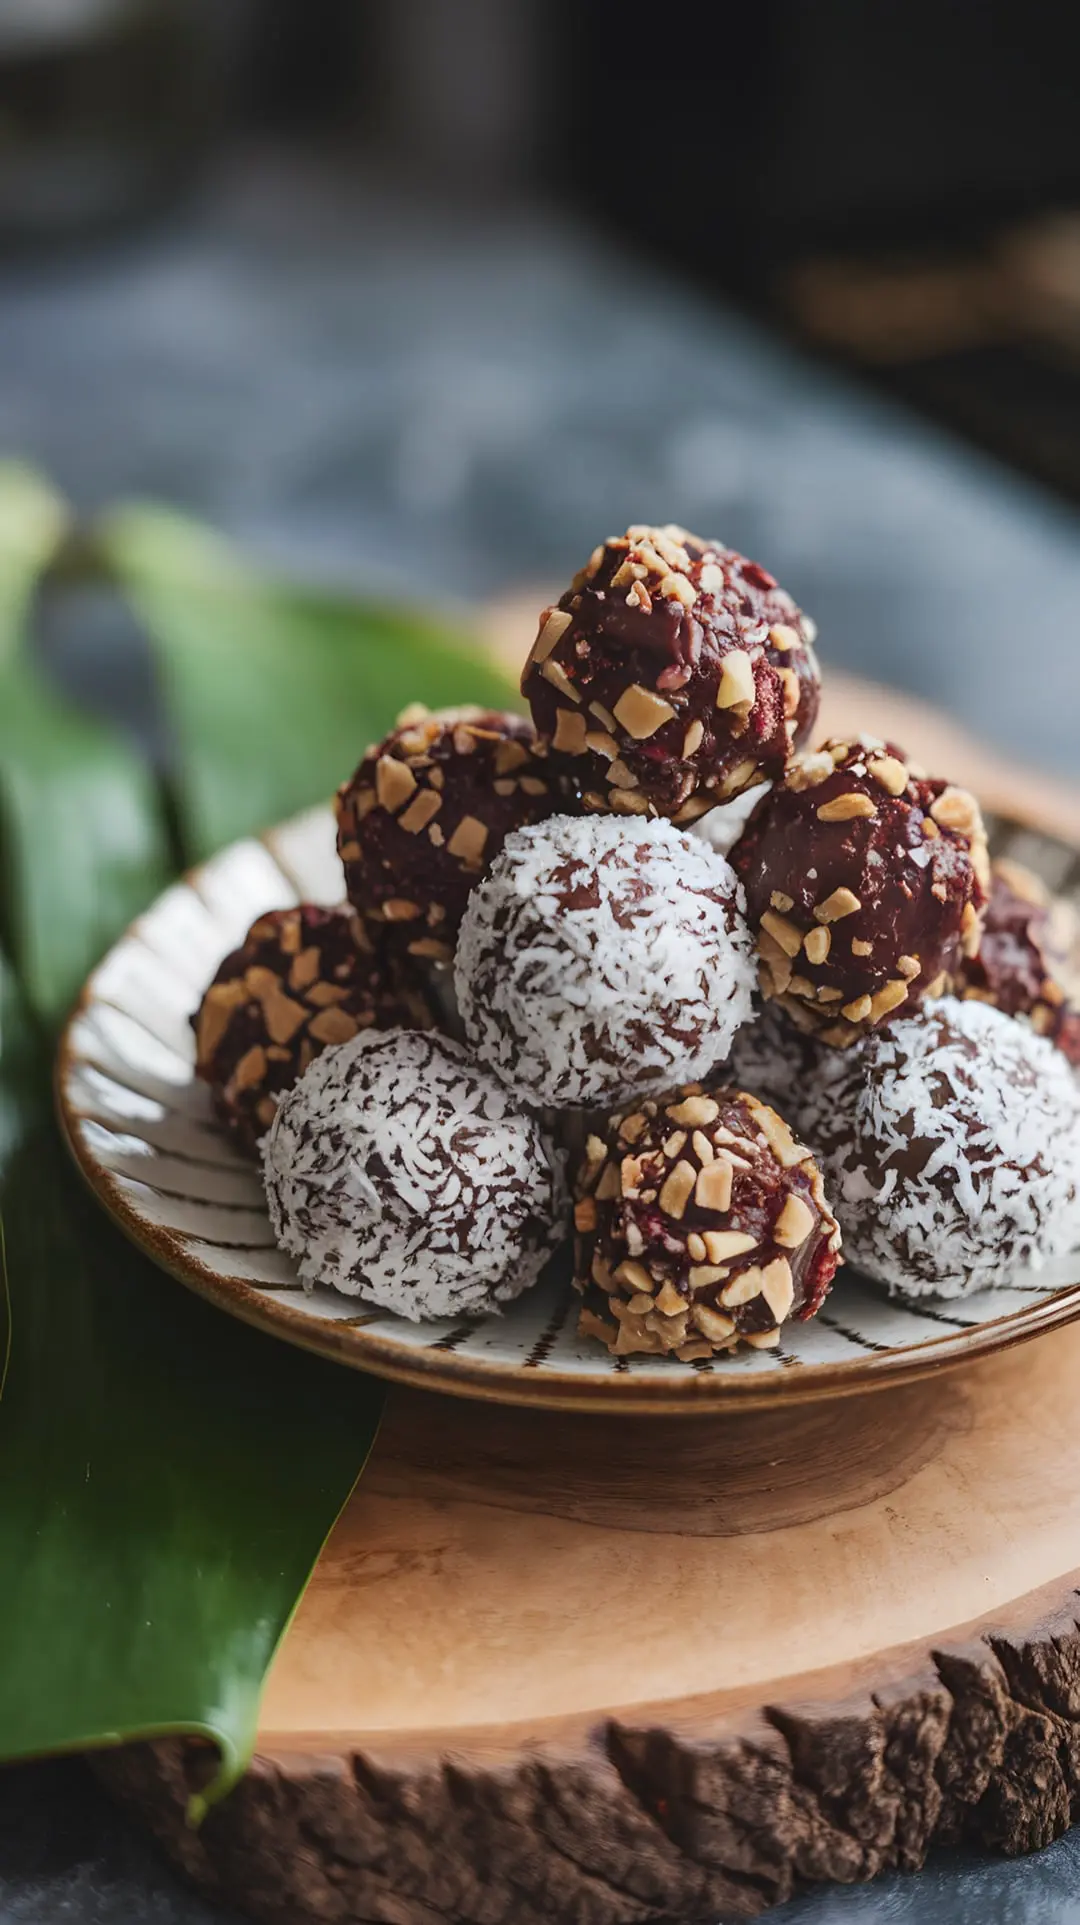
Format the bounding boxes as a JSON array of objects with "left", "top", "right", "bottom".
[
  {"left": 4, "top": 11, "right": 1080, "bottom": 1923},
  {"left": 1, "top": 0, "right": 1079, "bottom": 776}
]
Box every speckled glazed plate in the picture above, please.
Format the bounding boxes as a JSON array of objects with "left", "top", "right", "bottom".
[{"left": 56, "top": 805, "right": 1080, "bottom": 1414}]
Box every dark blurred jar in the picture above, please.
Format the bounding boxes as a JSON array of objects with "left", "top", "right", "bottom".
[{"left": 0, "top": 0, "right": 237, "bottom": 244}]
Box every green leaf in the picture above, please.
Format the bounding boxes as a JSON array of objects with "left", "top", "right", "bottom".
[
  {"left": 100, "top": 503, "right": 518, "bottom": 860},
  {"left": 0, "top": 477, "right": 385, "bottom": 1800},
  {"left": 0, "top": 468, "right": 171, "bottom": 1028},
  {"left": 0, "top": 462, "right": 68, "bottom": 657},
  {"left": 0, "top": 955, "right": 383, "bottom": 1805},
  {"left": 0, "top": 678, "right": 173, "bottom": 1028}
]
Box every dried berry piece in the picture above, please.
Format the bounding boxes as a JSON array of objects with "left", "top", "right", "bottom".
[
  {"left": 521, "top": 523, "right": 820, "bottom": 822},
  {"left": 193, "top": 903, "right": 435, "bottom": 1154},
  {"left": 960, "top": 858, "right": 1080, "bottom": 1067},
  {"left": 574, "top": 1086, "right": 841, "bottom": 1362},
  {"left": 731, "top": 736, "right": 989, "bottom": 1045},
  {"left": 335, "top": 705, "right": 558, "bottom": 964}
]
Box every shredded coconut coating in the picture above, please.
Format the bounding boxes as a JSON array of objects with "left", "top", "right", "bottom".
[
  {"left": 825, "top": 997, "right": 1080, "bottom": 1299},
  {"left": 455, "top": 814, "right": 758, "bottom": 1110},
  {"left": 690, "top": 782, "right": 770, "bottom": 858},
  {"left": 724, "top": 1000, "right": 853, "bottom": 1144},
  {"left": 263, "top": 1029, "right": 568, "bottom": 1319}
]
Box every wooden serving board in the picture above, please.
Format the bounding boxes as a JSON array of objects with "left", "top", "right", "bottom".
[
  {"left": 97, "top": 650, "right": 1080, "bottom": 1921},
  {"left": 102, "top": 1319, "right": 1080, "bottom": 1923}
]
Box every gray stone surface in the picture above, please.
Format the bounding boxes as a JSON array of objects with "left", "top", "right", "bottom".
[
  {"left": 0, "top": 152, "right": 1078, "bottom": 776},
  {"left": 2, "top": 151, "right": 1080, "bottom": 1921}
]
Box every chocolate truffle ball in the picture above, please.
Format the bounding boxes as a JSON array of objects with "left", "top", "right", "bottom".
[
  {"left": 521, "top": 524, "right": 819, "bottom": 823},
  {"left": 455, "top": 814, "right": 757, "bottom": 1110},
  {"left": 574, "top": 1086, "right": 842, "bottom": 1361},
  {"left": 732, "top": 736, "right": 990, "bottom": 1045},
  {"left": 263, "top": 1029, "right": 568, "bottom": 1318},
  {"left": 960, "top": 858, "right": 1080, "bottom": 1067},
  {"left": 335, "top": 705, "right": 558, "bottom": 968},
  {"left": 193, "top": 904, "right": 436, "bottom": 1154},
  {"left": 823, "top": 997, "right": 1080, "bottom": 1299}
]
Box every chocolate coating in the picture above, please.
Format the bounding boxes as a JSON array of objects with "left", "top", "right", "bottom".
[
  {"left": 960, "top": 858, "right": 1080, "bottom": 1067},
  {"left": 522, "top": 524, "right": 819, "bottom": 822},
  {"left": 732, "top": 736, "right": 989, "bottom": 1044},
  {"left": 574, "top": 1086, "right": 841, "bottom": 1361},
  {"left": 193, "top": 904, "right": 435, "bottom": 1155},
  {"left": 335, "top": 706, "right": 559, "bottom": 966}
]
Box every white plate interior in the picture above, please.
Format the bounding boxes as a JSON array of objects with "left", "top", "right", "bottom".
[{"left": 59, "top": 805, "right": 1080, "bottom": 1402}]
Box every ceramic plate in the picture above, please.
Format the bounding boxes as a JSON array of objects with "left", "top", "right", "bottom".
[{"left": 56, "top": 805, "right": 1080, "bottom": 1414}]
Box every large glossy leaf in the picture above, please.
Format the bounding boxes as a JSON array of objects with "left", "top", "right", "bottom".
[
  {"left": 0, "top": 956, "right": 383, "bottom": 1804},
  {"left": 101, "top": 504, "right": 517, "bottom": 860},
  {"left": 0, "top": 477, "right": 387, "bottom": 1802},
  {"left": 0, "top": 468, "right": 170, "bottom": 1027}
]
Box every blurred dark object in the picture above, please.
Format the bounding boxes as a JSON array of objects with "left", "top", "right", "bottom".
[
  {"left": 559, "top": 0, "right": 1080, "bottom": 264},
  {"left": 0, "top": 0, "right": 238, "bottom": 244},
  {"left": 783, "top": 218, "right": 1080, "bottom": 506},
  {"left": 237, "top": 0, "right": 539, "bottom": 188},
  {"left": 237, "top": 0, "right": 366, "bottom": 132},
  {"left": 556, "top": 0, "right": 1080, "bottom": 505}
]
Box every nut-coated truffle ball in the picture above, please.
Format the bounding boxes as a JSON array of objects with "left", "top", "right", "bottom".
[
  {"left": 521, "top": 524, "right": 820, "bottom": 823},
  {"left": 455, "top": 814, "right": 758, "bottom": 1110},
  {"left": 335, "top": 705, "right": 558, "bottom": 967},
  {"left": 732, "top": 736, "right": 989, "bottom": 1045},
  {"left": 263, "top": 1029, "right": 568, "bottom": 1319},
  {"left": 193, "top": 904, "right": 436, "bottom": 1154},
  {"left": 574, "top": 1086, "right": 842, "bottom": 1361},
  {"left": 960, "top": 858, "right": 1080, "bottom": 1067},
  {"left": 821, "top": 998, "right": 1080, "bottom": 1299}
]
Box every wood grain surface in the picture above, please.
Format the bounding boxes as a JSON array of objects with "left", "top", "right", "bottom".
[{"left": 101, "top": 1318, "right": 1080, "bottom": 1923}]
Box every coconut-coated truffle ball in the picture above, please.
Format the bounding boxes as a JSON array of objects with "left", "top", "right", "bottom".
[
  {"left": 193, "top": 904, "right": 436, "bottom": 1155},
  {"left": 521, "top": 524, "right": 820, "bottom": 823},
  {"left": 263, "top": 1029, "right": 568, "bottom": 1319},
  {"left": 732, "top": 736, "right": 990, "bottom": 1045},
  {"left": 335, "top": 705, "right": 559, "bottom": 968},
  {"left": 822, "top": 997, "right": 1080, "bottom": 1300},
  {"left": 574, "top": 1086, "right": 842, "bottom": 1361},
  {"left": 455, "top": 814, "right": 758, "bottom": 1110},
  {"left": 960, "top": 858, "right": 1080, "bottom": 1067}
]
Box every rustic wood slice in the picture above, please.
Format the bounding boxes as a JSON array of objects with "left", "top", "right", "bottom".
[
  {"left": 101, "top": 1318, "right": 1080, "bottom": 1923},
  {"left": 93, "top": 655, "right": 1080, "bottom": 1918}
]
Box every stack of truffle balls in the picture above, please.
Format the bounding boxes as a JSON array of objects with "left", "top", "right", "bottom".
[{"left": 192, "top": 524, "right": 1080, "bottom": 1360}]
